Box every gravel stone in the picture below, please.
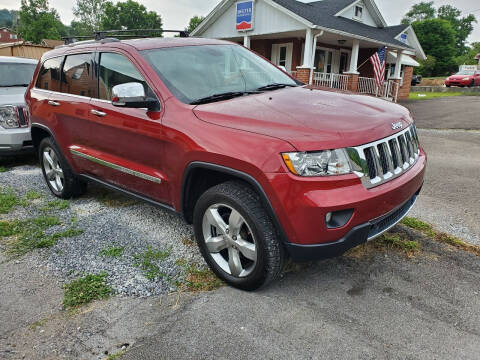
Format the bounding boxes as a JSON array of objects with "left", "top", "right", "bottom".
[{"left": 0, "top": 164, "right": 204, "bottom": 297}]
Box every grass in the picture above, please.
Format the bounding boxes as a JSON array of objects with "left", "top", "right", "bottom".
[
  {"left": 24, "top": 190, "right": 43, "bottom": 200},
  {"left": 381, "top": 233, "right": 419, "bottom": 252},
  {"left": 0, "top": 216, "right": 83, "bottom": 256},
  {"left": 0, "top": 166, "right": 8, "bottom": 173},
  {"left": 134, "top": 246, "right": 171, "bottom": 280},
  {"left": 345, "top": 231, "right": 420, "bottom": 258},
  {"left": 408, "top": 92, "right": 465, "bottom": 100},
  {"left": 182, "top": 265, "right": 223, "bottom": 292},
  {"left": 401, "top": 217, "right": 480, "bottom": 257},
  {"left": 0, "top": 188, "right": 23, "bottom": 214},
  {"left": 40, "top": 199, "right": 70, "bottom": 212},
  {"left": 106, "top": 350, "right": 126, "bottom": 360},
  {"left": 100, "top": 246, "right": 125, "bottom": 258},
  {"left": 29, "top": 318, "right": 48, "bottom": 330},
  {"left": 63, "top": 272, "right": 113, "bottom": 308}
]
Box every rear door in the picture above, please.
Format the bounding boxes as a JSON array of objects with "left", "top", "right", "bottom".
[{"left": 70, "top": 50, "right": 168, "bottom": 203}]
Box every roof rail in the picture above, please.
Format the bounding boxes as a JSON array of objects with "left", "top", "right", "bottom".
[{"left": 61, "top": 29, "right": 188, "bottom": 45}]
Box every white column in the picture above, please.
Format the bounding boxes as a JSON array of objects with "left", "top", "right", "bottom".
[
  {"left": 301, "top": 28, "right": 313, "bottom": 68},
  {"left": 393, "top": 50, "right": 403, "bottom": 79},
  {"left": 243, "top": 35, "right": 250, "bottom": 48},
  {"left": 346, "top": 39, "right": 360, "bottom": 74}
]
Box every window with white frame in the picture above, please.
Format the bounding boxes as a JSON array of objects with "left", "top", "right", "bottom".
[
  {"left": 354, "top": 5, "right": 363, "bottom": 20},
  {"left": 10, "top": 34, "right": 17, "bottom": 39}
]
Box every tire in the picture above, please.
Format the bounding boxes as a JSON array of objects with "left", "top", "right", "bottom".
[
  {"left": 470, "top": 80, "right": 475, "bottom": 88},
  {"left": 39, "top": 137, "right": 87, "bottom": 199},
  {"left": 446, "top": 85, "right": 451, "bottom": 88},
  {"left": 193, "top": 181, "right": 286, "bottom": 291}
]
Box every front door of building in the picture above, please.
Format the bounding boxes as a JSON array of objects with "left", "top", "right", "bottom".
[
  {"left": 314, "top": 48, "right": 333, "bottom": 73},
  {"left": 271, "top": 43, "right": 293, "bottom": 72}
]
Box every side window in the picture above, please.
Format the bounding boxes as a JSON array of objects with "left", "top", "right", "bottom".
[
  {"left": 62, "top": 53, "right": 94, "bottom": 97},
  {"left": 35, "top": 57, "right": 63, "bottom": 91},
  {"left": 98, "top": 52, "right": 149, "bottom": 100}
]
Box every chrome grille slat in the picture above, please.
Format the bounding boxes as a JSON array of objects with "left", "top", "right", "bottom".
[{"left": 347, "top": 125, "right": 420, "bottom": 189}]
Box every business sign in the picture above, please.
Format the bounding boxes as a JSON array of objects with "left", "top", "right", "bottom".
[
  {"left": 236, "top": 1, "right": 254, "bottom": 32},
  {"left": 400, "top": 33, "right": 408, "bottom": 44}
]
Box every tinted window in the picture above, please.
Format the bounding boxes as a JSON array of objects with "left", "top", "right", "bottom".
[
  {"left": 98, "top": 52, "right": 148, "bottom": 100},
  {"left": 0, "top": 63, "right": 37, "bottom": 87},
  {"left": 62, "top": 53, "right": 93, "bottom": 97},
  {"left": 36, "top": 57, "right": 63, "bottom": 91}
]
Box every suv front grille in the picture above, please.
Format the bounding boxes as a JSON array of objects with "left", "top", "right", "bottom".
[{"left": 347, "top": 125, "right": 420, "bottom": 189}]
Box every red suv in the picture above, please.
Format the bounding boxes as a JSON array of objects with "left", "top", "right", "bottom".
[{"left": 26, "top": 38, "right": 426, "bottom": 290}]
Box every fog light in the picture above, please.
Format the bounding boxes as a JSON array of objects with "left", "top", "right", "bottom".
[{"left": 326, "top": 209, "right": 354, "bottom": 229}]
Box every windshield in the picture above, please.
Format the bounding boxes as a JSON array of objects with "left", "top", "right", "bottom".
[
  {"left": 0, "top": 63, "right": 37, "bottom": 87},
  {"left": 456, "top": 70, "right": 475, "bottom": 76},
  {"left": 142, "top": 44, "right": 297, "bottom": 104}
]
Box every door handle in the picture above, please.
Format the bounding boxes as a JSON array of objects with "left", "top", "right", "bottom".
[
  {"left": 91, "top": 109, "right": 107, "bottom": 117},
  {"left": 48, "top": 100, "right": 60, "bottom": 107}
]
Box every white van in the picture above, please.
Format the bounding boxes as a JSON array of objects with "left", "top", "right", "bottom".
[{"left": 0, "top": 56, "right": 37, "bottom": 155}]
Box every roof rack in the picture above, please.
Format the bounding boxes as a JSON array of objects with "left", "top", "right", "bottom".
[{"left": 62, "top": 29, "right": 189, "bottom": 45}]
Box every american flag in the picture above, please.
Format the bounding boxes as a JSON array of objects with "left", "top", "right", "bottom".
[{"left": 370, "top": 46, "right": 387, "bottom": 88}]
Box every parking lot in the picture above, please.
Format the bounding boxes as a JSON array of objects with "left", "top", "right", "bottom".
[{"left": 1, "top": 96, "right": 479, "bottom": 359}]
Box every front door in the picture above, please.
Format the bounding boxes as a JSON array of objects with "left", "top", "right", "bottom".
[
  {"left": 314, "top": 48, "right": 333, "bottom": 73},
  {"left": 71, "top": 50, "right": 169, "bottom": 204},
  {"left": 271, "top": 43, "right": 293, "bottom": 72}
]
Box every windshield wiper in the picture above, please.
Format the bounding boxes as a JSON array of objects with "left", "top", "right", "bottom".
[
  {"left": 190, "top": 91, "right": 259, "bottom": 105},
  {"left": 2, "top": 84, "right": 30, "bottom": 87},
  {"left": 256, "top": 83, "right": 297, "bottom": 91}
]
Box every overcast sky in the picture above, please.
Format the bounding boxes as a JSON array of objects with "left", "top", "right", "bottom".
[{"left": 1, "top": 0, "right": 479, "bottom": 42}]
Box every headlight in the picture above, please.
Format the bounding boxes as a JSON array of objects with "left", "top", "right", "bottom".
[
  {"left": 282, "top": 149, "right": 351, "bottom": 177},
  {"left": 462, "top": 77, "right": 470, "bottom": 81},
  {"left": 0, "top": 106, "right": 20, "bottom": 129}
]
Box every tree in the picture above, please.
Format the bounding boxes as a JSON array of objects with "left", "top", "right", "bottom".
[
  {"left": 455, "top": 42, "right": 480, "bottom": 66},
  {"left": 72, "top": 0, "right": 106, "bottom": 34},
  {"left": 16, "top": 0, "right": 65, "bottom": 43},
  {"left": 437, "top": 5, "right": 477, "bottom": 55},
  {"left": 401, "top": 1, "right": 435, "bottom": 24},
  {"left": 413, "top": 19, "right": 457, "bottom": 76},
  {"left": 416, "top": 55, "right": 436, "bottom": 77},
  {"left": 0, "top": 9, "right": 18, "bottom": 28},
  {"left": 185, "top": 15, "right": 205, "bottom": 34},
  {"left": 100, "top": 0, "right": 162, "bottom": 35}
]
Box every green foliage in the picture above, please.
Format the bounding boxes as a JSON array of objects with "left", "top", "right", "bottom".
[
  {"left": 0, "top": 215, "right": 83, "bottom": 256},
  {"left": 17, "top": 0, "right": 65, "bottom": 43},
  {"left": 40, "top": 199, "right": 70, "bottom": 211},
  {"left": 0, "top": 188, "right": 22, "bottom": 214},
  {"left": 72, "top": 0, "right": 106, "bottom": 33},
  {"left": 185, "top": 15, "right": 205, "bottom": 34},
  {"left": 408, "top": 92, "right": 469, "bottom": 101},
  {"left": 63, "top": 273, "right": 112, "bottom": 308},
  {"left": 438, "top": 5, "right": 477, "bottom": 55},
  {"left": 25, "top": 190, "right": 43, "bottom": 200},
  {"left": 413, "top": 19, "right": 457, "bottom": 76},
  {"left": 101, "top": 0, "right": 162, "bottom": 35},
  {"left": 401, "top": 1, "right": 436, "bottom": 24},
  {"left": 416, "top": 55, "right": 437, "bottom": 77},
  {"left": 100, "top": 246, "right": 124, "bottom": 258},
  {"left": 134, "top": 246, "right": 170, "bottom": 280},
  {"left": 380, "top": 234, "right": 419, "bottom": 252},
  {"left": 455, "top": 42, "right": 480, "bottom": 66},
  {"left": 182, "top": 265, "right": 223, "bottom": 292},
  {"left": 0, "top": 166, "right": 8, "bottom": 173}
]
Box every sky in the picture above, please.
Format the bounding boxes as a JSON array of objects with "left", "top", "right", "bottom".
[{"left": 1, "top": 0, "right": 479, "bottom": 42}]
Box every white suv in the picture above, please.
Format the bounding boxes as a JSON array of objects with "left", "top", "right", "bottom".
[{"left": 0, "top": 56, "right": 37, "bottom": 155}]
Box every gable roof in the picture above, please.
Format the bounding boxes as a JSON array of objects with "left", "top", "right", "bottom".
[{"left": 271, "top": 0, "right": 412, "bottom": 49}]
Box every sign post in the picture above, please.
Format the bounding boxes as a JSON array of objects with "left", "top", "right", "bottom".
[{"left": 236, "top": 1, "right": 255, "bottom": 32}]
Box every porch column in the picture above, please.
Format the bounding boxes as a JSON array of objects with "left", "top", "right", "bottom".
[
  {"left": 243, "top": 35, "right": 250, "bottom": 49},
  {"left": 393, "top": 50, "right": 403, "bottom": 79},
  {"left": 345, "top": 39, "right": 360, "bottom": 92},
  {"left": 296, "top": 28, "right": 314, "bottom": 84},
  {"left": 347, "top": 39, "right": 360, "bottom": 74}
]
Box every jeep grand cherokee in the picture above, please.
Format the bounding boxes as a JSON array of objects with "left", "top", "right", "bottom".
[{"left": 26, "top": 38, "right": 426, "bottom": 290}]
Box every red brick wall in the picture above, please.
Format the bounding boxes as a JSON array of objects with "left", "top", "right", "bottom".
[{"left": 398, "top": 66, "right": 413, "bottom": 100}]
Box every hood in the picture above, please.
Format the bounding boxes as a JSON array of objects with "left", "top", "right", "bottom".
[
  {"left": 449, "top": 75, "right": 472, "bottom": 80},
  {"left": 193, "top": 87, "right": 413, "bottom": 151},
  {"left": 0, "top": 86, "right": 28, "bottom": 106}
]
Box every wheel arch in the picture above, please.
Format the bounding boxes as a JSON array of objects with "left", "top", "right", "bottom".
[
  {"left": 31, "top": 123, "right": 56, "bottom": 152},
  {"left": 181, "top": 161, "right": 289, "bottom": 244}
]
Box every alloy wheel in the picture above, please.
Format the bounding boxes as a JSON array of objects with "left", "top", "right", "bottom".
[
  {"left": 42, "top": 146, "right": 65, "bottom": 193},
  {"left": 202, "top": 203, "right": 257, "bottom": 278}
]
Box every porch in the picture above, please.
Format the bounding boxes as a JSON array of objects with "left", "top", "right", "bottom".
[{"left": 233, "top": 29, "right": 415, "bottom": 102}]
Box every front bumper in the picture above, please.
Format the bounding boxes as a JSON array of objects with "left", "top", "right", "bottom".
[
  {"left": 0, "top": 127, "right": 33, "bottom": 155},
  {"left": 263, "top": 150, "right": 426, "bottom": 260},
  {"left": 285, "top": 191, "right": 419, "bottom": 261},
  {"left": 445, "top": 80, "right": 470, "bottom": 86}
]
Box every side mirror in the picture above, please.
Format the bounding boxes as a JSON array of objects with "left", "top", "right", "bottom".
[{"left": 111, "top": 82, "right": 160, "bottom": 111}]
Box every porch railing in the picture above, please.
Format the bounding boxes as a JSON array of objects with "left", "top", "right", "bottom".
[
  {"left": 313, "top": 72, "right": 349, "bottom": 91},
  {"left": 358, "top": 77, "right": 399, "bottom": 102}
]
